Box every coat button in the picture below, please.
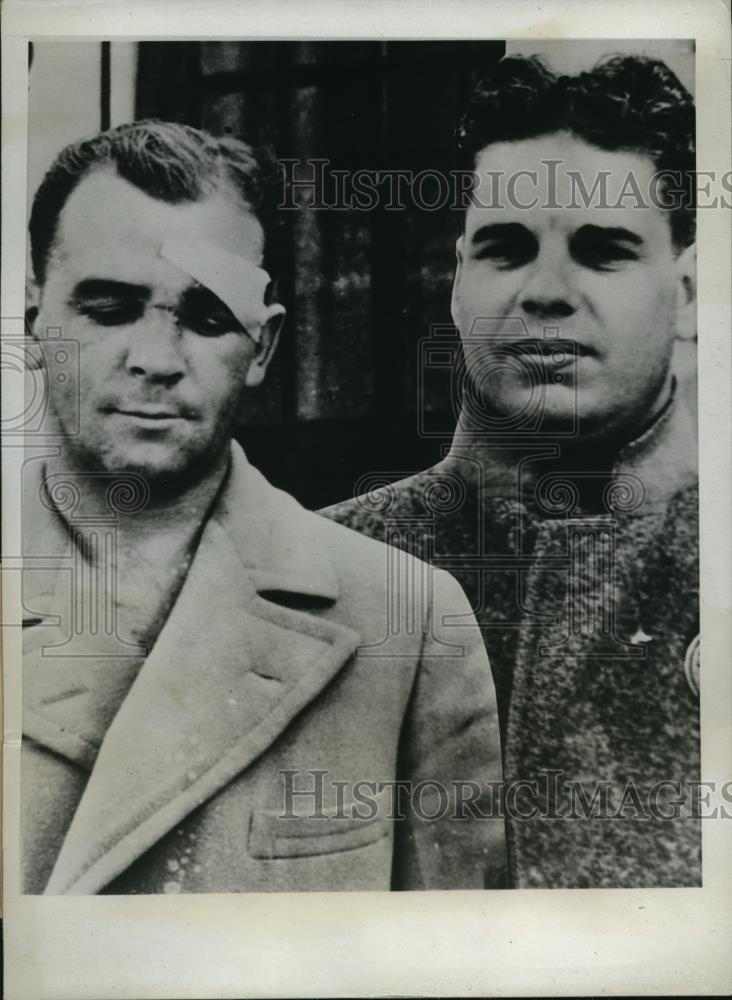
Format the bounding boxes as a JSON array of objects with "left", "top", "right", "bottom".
[{"left": 684, "top": 634, "right": 700, "bottom": 697}]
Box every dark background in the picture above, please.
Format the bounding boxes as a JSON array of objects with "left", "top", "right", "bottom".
[{"left": 133, "top": 41, "right": 506, "bottom": 507}]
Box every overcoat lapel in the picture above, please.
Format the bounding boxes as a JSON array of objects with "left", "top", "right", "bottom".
[{"left": 40, "top": 447, "right": 358, "bottom": 894}]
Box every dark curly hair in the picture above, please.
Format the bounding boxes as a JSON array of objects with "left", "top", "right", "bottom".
[
  {"left": 30, "top": 119, "right": 284, "bottom": 285},
  {"left": 457, "top": 54, "right": 696, "bottom": 248}
]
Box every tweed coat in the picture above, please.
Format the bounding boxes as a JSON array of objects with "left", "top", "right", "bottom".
[
  {"left": 21, "top": 443, "right": 505, "bottom": 895},
  {"left": 322, "top": 395, "right": 701, "bottom": 888}
]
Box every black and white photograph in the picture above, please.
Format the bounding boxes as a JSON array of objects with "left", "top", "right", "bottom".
[{"left": 2, "top": 1, "right": 731, "bottom": 997}]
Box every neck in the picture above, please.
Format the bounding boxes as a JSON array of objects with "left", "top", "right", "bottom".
[
  {"left": 446, "top": 380, "right": 676, "bottom": 482},
  {"left": 43, "top": 445, "right": 231, "bottom": 538}
]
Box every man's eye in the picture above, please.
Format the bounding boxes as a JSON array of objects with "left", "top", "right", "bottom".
[
  {"left": 77, "top": 300, "right": 145, "bottom": 326},
  {"left": 473, "top": 241, "right": 535, "bottom": 269},
  {"left": 573, "top": 242, "right": 639, "bottom": 270},
  {"left": 182, "top": 309, "right": 241, "bottom": 337}
]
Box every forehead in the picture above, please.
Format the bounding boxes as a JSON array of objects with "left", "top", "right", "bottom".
[
  {"left": 467, "top": 133, "right": 669, "bottom": 239},
  {"left": 49, "top": 169, "right": 264, "bottom": 285}
]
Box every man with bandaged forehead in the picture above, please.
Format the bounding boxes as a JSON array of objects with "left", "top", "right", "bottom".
[{"left": 22, "top": 121, "right": 505, "bottom": 894}]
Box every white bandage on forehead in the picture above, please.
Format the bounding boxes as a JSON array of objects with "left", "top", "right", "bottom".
[{"left": 160, "top": 238, "right": 271, "bottom": 342}]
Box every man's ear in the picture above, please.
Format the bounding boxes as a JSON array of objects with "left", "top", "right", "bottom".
[
  {"left": 26, "top": 276, "right": 40, "bottom": 337},
  {"left": 450, "top": 235, "right": 465, "bottom": 329},
  {"left": 244, "top": 303, "right": 285, "bottom": 387},
  {"left": 25, "top": 276, "right": 45, "bottom": 369},
  {"left": 674, "top": 242, "right": 696, "bottom": 342}
]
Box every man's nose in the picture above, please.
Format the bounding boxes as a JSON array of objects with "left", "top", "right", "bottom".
[
  {"left": 124, "top": 308, "right": 186, "bottom": 385},
  {"left": 519, "top": 247, "right": 578, "bottom": 320}
]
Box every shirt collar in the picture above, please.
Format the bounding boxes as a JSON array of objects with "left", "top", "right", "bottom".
[{"left": 437, "top": 381, "right": 697, "bottom": 510}]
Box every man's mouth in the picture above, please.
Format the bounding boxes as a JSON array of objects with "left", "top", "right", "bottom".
[
  {"left": 103, "top": 405, "right": 196, "bottom": 425},
  {"left": 118, "top": 409, "right": 181, "bottom": 419},
  {"left": 104, "top": 404, "right": 196, "bottom": 419},
  {"left": 509, "top": 339, "right": 593, "bottom": 359}
]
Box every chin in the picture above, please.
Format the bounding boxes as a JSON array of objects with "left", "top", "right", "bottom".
[
  {"left": 91, "top": 443, "right": 211, "bottom": 489},
  {"left": 473, "top": 383, "right": 580, "bottom": 432}
]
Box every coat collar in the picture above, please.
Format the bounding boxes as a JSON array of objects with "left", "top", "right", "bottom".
[
  {"left": 211, "top": 442, "right": 339, "bottom": 601},
  {"left": 612, "top": 383, "right": 697, "bottom": 501},
  {"left": 22, "top": 441, "right": 339, "bottom": 623},
  {"left": 23, "top": 443, "right": 358, "bottom": 894}
]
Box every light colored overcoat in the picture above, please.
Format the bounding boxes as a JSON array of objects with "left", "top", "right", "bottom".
[{"left": 22, "top": 444, "right": 504, "bottom": 894}]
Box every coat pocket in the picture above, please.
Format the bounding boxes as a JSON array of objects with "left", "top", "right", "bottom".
[{"left": 249, "top": 794, "right": 391, "bottom": 859}]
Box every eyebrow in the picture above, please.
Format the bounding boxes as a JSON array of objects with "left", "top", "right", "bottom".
[
  {"left": 575, "top": 225, "right": 644, "bottom": 245},
  {"left": 469, "top": 223, "right": 530, "bottom": 245},
  {"left": 469, "top": 222, "right": 645, "bottom": 246},
  {"left": 71, "top": 279, "right": 152, "bottom": 301}
]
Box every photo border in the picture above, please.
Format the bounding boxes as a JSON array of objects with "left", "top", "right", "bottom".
[{"left": 3, "top": 2, "right": 731, "bottom": 997}]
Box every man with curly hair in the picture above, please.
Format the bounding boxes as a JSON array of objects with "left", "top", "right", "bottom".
[{"left": 323, "top": 54, "right": 700, "bottom": 888}]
